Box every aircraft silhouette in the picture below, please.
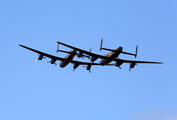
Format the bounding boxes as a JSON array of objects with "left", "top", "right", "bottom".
[{"left": 19, "top": 39, "right": 162, "bottom": 72}]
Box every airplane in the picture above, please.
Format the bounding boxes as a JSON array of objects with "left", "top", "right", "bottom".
[
  {"left": 57, "top": 38, "right": 138, "bottom": 61},
  {"left": 56, "top": 39, "right": 163, "bottom": 71},
  {"left": 19, "top": 44, "right": 115, "bottom": 72}
]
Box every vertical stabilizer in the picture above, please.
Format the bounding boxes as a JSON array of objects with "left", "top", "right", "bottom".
[
  {"left": 135, "top": 45, "right": 138, "bottom": 58},
  {"left": 56, "top": 43, "right": 59, "bottom": 53},
  {"left": 100, "top": 38, "right": 103, "bottom": 51}
]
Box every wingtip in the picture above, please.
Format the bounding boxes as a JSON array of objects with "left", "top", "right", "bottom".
[
  {"left": 156, "top": 62, "right": 163, "bottom": 64},
  {"left": 19, "top": 44, "right": 26, "bottom": 48},
  {"left": 19, "top": 44, "right": 23, "bottom": 47}
]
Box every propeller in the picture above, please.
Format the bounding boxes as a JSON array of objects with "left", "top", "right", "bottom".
[
  {"left": 46, "top": 61, "right": 50, "bottom": 64},
  {"left": 82, "top": 65, "right": 91, "bottom": 73},
  {"left": 46, "top": 61, "right": 57, "bottom": 65},
  {"left": 82, "top": 65, "right": 87, "bottom": 68}
]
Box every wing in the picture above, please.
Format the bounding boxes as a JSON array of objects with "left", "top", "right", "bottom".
[
  {"left": 57, "top": 41, "right": 107, "bottom": 59},
  {"left": 19, "top": 44, "right": 66, "bottom": 61},
  {"left": 114, "top": 58, "right": 163, "bottom": 64},
  {"left": 19, "top": 44, "right": 115, "bottom": 66},
  {"left": 70, "top": 60, "right": 115, "bottom": 66}
]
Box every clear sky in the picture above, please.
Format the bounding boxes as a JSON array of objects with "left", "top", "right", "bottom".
[{"left": 0, "top": 0, "right": 177, "bottom": 120}]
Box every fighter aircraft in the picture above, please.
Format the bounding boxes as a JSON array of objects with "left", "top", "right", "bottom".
[
  {"left": 56, "top": 39, "right": 163, "bottom": 71},
  {"left": 19, "top": 44, "right": 115, "bottom": 72}
]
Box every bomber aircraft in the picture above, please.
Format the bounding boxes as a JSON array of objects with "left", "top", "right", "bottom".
[
  {"left": 56, "top": 39, "right": 163, "bottom": 71},
  {"left": 19, "top": 44, "right": 115, "bottom": 72}
]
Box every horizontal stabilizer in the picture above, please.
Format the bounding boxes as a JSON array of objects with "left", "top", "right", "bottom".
[
  {"left": 57, "top": 50, "right": 71, "bottom": 54},
  {"left": 100, "top": 38, "right": 118, "bottom": 52},
  {"left": 101, "top": 48, "right": 117, "bottom": 52},
  {"left": 121, "top": 45, "right": 138, "bottom": 58},
  {"left": 121, "top": 51, "right": 136, "bottom": 56}
]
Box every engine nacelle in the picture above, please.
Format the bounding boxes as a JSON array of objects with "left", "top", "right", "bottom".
[
  {"left": 36, "top": 54, "right": 45, "bottom": 62},
  {"left": 86, "top": 64, "right": 92, "bottom": 72},
  {"left": 73, "top": 63, "right": 80, "bottom": 69},
  {"left": 115, "top": 61, "right": 123, "bottom": 67},
  {"left": 38, "top": 54, "right": 44, "bottom": 60},
  {"left": 129, "top": 62, "right": 136, "bottom": 71},
  {"left": 77, "top": 51, "right": 83, "bottom": 58},
  {"left": 51, "top": 58, "right": 57, "bottom": 64},
  {"left": 90, "top": 56, "right": 98, "bottom": 62},
  {"left": 130, "top": 62, "right": 136, "bottom": 68}
]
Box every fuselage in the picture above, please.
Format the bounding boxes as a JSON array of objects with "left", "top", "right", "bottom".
[
  {"left": 100, "top": 47, "right": 122, "bottom": 65},
  {"left": 60, "top": 50, "right": 77, "bottom": 68},
  {"left": 60, "top": 47, "right": 122, "bottom": 67}
]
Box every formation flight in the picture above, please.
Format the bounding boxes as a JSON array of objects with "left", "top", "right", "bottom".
[
  {"left": 19, "top": 39, "right": 162, "bottom": 72},
  {"left": 19, "top": 44, "right": 114, "bottom": 72},
  {"left": 56, "top": 39, "right": 162, "bottom": 71}
]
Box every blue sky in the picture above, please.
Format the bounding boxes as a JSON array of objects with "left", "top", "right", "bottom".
[{"left": 0, "top": 0, "right": 177, "bottom": 120}]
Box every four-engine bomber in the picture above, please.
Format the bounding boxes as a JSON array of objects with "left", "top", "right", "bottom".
[{"left": 19, "top": 39, "right": 163, "bottom": 72}]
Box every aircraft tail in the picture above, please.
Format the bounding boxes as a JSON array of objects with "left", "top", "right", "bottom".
[
  {"left": 56, "top": 43, "right": 59, "bottom": 53},
  {"left": 100, "top": 38, "right": 103, "bottom": 51},
  {"left": 135, "top": 45, "right": 138, "bottom": 58},
  {"left": 100, "top": 38, "right": 116, "bottom": 52},
  {"left": 100, "top": 38, "right": 138, "bottom": 58},
  {"left": 121, "top": 45, "right": 138, "bottom": 58}
]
